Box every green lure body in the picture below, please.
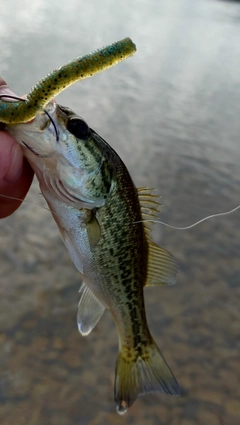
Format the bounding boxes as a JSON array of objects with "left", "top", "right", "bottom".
[{"left": 0, "top": 38, "right": 136, "bottom": 124}]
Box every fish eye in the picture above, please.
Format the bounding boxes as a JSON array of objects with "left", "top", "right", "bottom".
[{"left": 67, "top": 117, "right": 89, "bottom": 139}]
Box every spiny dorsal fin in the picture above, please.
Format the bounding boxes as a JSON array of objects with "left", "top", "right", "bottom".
[
  {"left": 137, "top": 187, "right": 177, "bottom": 285},
  {"left": 137, "top": 187, "right": 162, "bottom": 233},
  {"left": 146, "top": 238, "right": 178, "bottom": 286},
  {"left": 77, "top": 282, "right": 105, "bottom": 335}
]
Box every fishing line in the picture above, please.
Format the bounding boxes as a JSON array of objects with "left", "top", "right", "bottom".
[
  {"left": 0, "top": 193, "right": 55, "bottom": 215},
  {"left": 43, "top": 108, "right": 59, "bottom": 142},
  {"left": 0, "top": 94, "right": 26, "bottom": 102},
  {"left": 1, "top": 192, "right": 239, "bottom": 230},
  {"left": 135, "top": 205, "right": 240, "bottom": 229}
]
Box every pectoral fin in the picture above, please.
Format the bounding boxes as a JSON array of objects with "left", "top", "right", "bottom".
[
  {"left": 86, "top": 212, "right": 101, "bottom": 252},
  {"left": 77, "top": 282, "right": 105, "bottom": 336},
  {"left": 145, "top": 239, "right": 178, "bottom": 286}
]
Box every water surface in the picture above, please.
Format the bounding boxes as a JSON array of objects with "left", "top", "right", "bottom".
[{"left": 0, "top": 1, "right": 240, "bottom": 424}]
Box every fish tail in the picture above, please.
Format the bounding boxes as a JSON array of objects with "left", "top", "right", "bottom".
[{"left": 114, "top": 339, "right": 180, "bottom": 414}]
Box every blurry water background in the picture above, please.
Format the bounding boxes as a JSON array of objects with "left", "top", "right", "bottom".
[{"left": 0, "top": 0, "right": 240, "bottom": 424}]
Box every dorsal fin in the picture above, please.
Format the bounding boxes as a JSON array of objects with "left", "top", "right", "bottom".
[
  {"left": 137, "top": 187, "right": 162, "bottom": 233},
  {"left": 138, "top": 187, "right": 178, "bottom": 286},
  {"left": 145, "top": 238, "right": 178, "bottom": 286}
]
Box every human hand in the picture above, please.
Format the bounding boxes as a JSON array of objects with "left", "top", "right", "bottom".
[{"left": 0, "top": 77, "right": 34, "bottom": 218}]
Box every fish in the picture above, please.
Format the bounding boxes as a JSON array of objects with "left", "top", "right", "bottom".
[{"left": 6, "top": 100, "right": 180, "bottom": 414}]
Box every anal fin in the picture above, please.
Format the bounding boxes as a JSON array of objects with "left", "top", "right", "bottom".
[{"left": 77, "top": 282, "right": 105, "bottom": 335}]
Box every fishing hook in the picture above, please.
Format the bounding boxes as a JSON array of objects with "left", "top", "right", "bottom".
[{"left": 0, "top": 94, "right": 59, "bottom": 143}]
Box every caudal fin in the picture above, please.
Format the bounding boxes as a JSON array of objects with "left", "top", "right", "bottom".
[{"left": 114, "top": 340, "right": 180, "bottom": 414}]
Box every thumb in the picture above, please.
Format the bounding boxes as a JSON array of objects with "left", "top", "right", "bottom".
[{"left": 0, "top": 131, "right": 34, "bottom": 218}]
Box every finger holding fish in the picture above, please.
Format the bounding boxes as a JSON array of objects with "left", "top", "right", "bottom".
[{"left": 0, "top": 80, "right": 34, "bottom": 218}]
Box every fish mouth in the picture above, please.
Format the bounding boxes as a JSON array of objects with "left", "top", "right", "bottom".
[{"left": 6, "top": 101, "right": 59, "bottom": 158}]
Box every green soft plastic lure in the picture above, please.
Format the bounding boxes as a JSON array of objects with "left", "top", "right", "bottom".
[{"left": 0, "top": 37, "right": 136, "bottom": 124}]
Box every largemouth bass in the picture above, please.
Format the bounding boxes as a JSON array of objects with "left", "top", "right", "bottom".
[{"left": 6, "top": 101, "right": 180, "bottom": 413}]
